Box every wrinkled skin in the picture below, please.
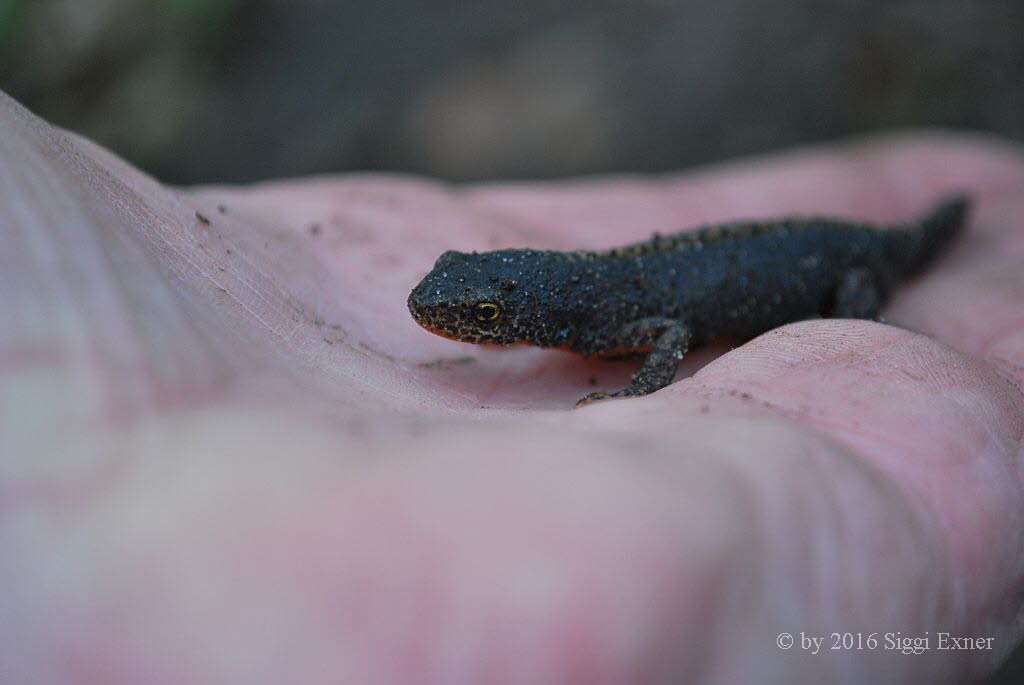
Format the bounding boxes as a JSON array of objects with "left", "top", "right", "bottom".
[{"left": 2, "top": 89, "right": 1024, "bottom": 684}]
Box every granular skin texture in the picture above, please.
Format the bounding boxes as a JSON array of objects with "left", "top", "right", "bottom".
[{"left": 408, "top": 195, "right": 970, "bottom": 406}]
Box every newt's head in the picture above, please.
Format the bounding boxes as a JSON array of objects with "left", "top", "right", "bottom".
[{"left": 408, "top": 248, "right": 580, "bottom": 347}]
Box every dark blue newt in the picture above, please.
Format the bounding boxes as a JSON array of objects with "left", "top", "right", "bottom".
[{"left": 408, "top": 195, "right": 970, "bottom": 406}]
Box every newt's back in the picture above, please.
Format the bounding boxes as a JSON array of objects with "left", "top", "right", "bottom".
[{"left": 575, "top": 195, "right": 969, "bottom": 343}]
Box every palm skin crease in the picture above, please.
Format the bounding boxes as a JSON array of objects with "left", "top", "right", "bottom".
[{"left": 3, "top": 86, "right": 1024, "bottom": 685}]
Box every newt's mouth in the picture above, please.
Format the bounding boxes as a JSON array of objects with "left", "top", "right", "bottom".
[
  {"left": 413, "top": 319, "right": 507, "bottom": 346},
  {"left": 415, "top": 318, "right": 463, "bottom": 342}
]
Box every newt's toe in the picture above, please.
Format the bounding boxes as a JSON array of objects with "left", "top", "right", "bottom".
[
  {"left": 575, "top": 392, "right": 609, "bottom": 407},
  {"left": 575, "top": 389, "right": 633, "bottom": 408}
]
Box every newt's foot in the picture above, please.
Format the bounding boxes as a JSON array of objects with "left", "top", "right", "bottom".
[{"left": 575, "top": 389, "right": 634, "bottom": 408}]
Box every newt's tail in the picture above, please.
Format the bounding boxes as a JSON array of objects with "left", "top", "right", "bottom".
[{"left": 889, "top": 194, "right": 971, "bottom": 277}]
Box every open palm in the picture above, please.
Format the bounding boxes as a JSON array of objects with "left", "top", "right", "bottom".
[{"left": 3, "top": 90, "right": 1024, "bottom": 683}]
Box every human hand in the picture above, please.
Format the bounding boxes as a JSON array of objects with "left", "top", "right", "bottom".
[{"left": 4, "top": 90, "right": 1023, "bottom": 683}]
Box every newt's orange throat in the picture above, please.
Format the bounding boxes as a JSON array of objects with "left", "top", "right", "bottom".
[{"left": 409, "top": 196, "right": 969, "bottom": 406}]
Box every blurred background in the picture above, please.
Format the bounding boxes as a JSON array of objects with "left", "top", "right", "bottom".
[
  {"left": 1, "top": 0, "right": 1021, "bottom": 186},
  {"left": 2, "top": 2, "right": 1023, "bottom": 681}
]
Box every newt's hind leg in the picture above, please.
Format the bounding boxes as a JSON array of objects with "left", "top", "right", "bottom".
[
  {"left": 830, "top": 267, "right": 887, "bottom": 319},
  {"left": 577, "top": 318, "right": 691, "bottom": 407}
]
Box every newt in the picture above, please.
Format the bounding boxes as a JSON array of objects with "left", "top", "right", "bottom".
[{"left": 408, "top": 195, "right": 970, "bottom": 406}]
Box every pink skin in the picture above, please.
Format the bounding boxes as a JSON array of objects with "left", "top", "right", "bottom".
[{"left": 2, "top": 87, "right": 1024, "bottom": 684}]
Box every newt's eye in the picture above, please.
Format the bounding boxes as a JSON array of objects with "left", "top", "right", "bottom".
[{"left": 474, "top": 302, "right": 501, "bottom": 322}]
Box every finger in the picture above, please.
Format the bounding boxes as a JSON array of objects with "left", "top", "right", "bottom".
[{"left": 464, "top": 133, "right": 1024, "bottom": 245}]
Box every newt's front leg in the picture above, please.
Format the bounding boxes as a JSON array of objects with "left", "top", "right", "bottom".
[{"left": 576, "top": 318, "right": 692, "bottom": 407}]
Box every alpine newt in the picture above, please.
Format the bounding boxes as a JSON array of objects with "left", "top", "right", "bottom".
[{"left": 408, "top": 195, "right": 969, "bottom": 406}]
